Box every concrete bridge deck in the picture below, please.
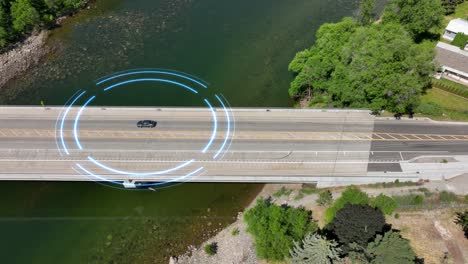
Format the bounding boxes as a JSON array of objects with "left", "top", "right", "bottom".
[{"left": 0, "top": 107, "right": 467, "bottom": 186}]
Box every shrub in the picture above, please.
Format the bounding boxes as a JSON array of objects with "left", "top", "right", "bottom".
[
  {"left": 325, "top": 186, "right": 370, "bottom": 223},
  {"left": 273, "top": 186, "right": 293, "bottom": 198},
  {"left": 395, "top": 213, "right": 400, "bottom": 219},
  {"left": 452, "top": 32, "right": 468, "bottom": 50},
  {"left": 413, "top": 195, "right": 424, "bottom": 205},
  {"left": 371, "top": 194, "right": 398, "bottom": 215},
  {"left": 439, "top": 191, "right": 458, "bottom": 203},
  {"left": 204, "top": 242, "right": 217, "bottom": 256},
  {"left": 316, "top": 190, "right": 333, "bottom": 206},
  {"left": 231, "top": 228, "right": 240, "bottom": 236}
]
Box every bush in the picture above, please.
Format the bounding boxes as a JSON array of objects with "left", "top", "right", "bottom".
[
  {"left": 439, "top": 191, "right": 458, "bottom": 203},
  {"left": 413, "top": 195, "right": 424, "bottom": 205},
  {"left": 325, "top": 186, "right": 370, "bottom": 223},
  {"left": 231, "top": 228, "right": 239, "bottom": 236},
  {"left": 416, "top": 101, "right": 443, "bottom": 116},
  {"left": 394, "top": 213, "right": 400, "bottom": 219},
  {"left": 244, "top": 199, "right": 318, "bottom": 261},
  {"left": 204, "top": 242, "right": 217, "bottom": 256},
  {"left": 452, "top": 32, "right": 468, "bottom": 50},
  {"left": 273, "top": 186, "right": 292, "bottom": 198},
  {"left": 371, "top": 194, "right": 398, "bottom": 215},
  {"left": 316, "top": 190, "right": 333, "bottom": 206}
]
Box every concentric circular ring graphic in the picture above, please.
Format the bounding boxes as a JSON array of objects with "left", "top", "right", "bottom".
[{"left": 55, "top": 69, "right": 235, "bottom": 190}]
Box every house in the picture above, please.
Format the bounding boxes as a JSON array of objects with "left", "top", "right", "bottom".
[
  {"left": 435, "top": 42, "right": 468, "bottom": 85},
  {"left": 443, "top": 18, "right": 468, "bottom": 41}
]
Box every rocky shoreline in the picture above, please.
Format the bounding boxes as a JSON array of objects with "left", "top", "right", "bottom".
[
  {"left": 0, "top": 31, "right": 49, "bottom": 89},
  {"left": 169, "top": 184, "right": 302, "bottom": 264}
]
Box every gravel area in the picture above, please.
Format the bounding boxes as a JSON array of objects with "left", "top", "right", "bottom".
[{"left": 0, "top": 31, "right": 49, "bottom": 89}]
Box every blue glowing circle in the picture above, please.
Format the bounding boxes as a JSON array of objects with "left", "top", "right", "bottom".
[{"left": 55, "top": 69, "right": 234, "bottom": 190}]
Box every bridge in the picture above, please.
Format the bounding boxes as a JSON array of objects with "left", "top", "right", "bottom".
[{"left": 1, "top": 106, "right": 467, "bottom": 187}]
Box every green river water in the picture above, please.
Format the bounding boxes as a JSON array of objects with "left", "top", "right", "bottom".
[{"left": 0, "top": 0, "right": 362, "bottom": 263}]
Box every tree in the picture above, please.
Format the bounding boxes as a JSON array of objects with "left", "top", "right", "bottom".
[
  {"left": 244, "top": 199, "right": 318, "bottom": 261},
  {"left": 328, "top": 204, "right": 386, "bottom": 250},
  {"left": 10, "top": 0, "right": 40, "bottom": 32},
  {"left": 0, "top": 25, "right": 6, "bottom": 48},
  {"left": 317, "top": 190, "right": 333, "bottom": 206},
  {"left": 441, "top": 0, "right": 465, "bottom": 14},
  {"left": 0, "top": 1, "right": 8, "bottom": 48},
  {"left": 359, "top": 0, "right": 376, "bottom": 26},
  {"left": 366, "top": 231, "right": 417, "bottom": 264},
  {"left": 454, "top": 210, "right": 468, "bottom": 238},
  {"left": 289, "top": 19, "right": 435, "bottom": 114},
  {"left": 290, "top": 233, "right": 342, "bottom": 264},
  {"left": 370, "top": 194, "right": 398, "bottom": 215},
  {"left": 382, "top": 0, "right": 445, "bottom": 38},
  {"left": 288, "top": 17, "right": 358, "bottom": 97},
  {"left": 325, "top": 186, "right": 370, "bottom": 223},
  {"left": 329, "top": 23, "right": 435, "bottom": 113}
]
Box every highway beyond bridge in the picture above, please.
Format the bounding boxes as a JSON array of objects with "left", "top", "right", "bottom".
[{"left": 0, "top": 107, "right": 467, "bottom": 187}]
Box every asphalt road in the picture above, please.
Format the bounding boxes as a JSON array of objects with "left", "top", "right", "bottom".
[{"left": 0, "top": 107, "right": 467, "bottom": 182}]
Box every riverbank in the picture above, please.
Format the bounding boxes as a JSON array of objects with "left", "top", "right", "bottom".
[
  {"left": 0, "top": 31, "right": 49, "bottom": 89},
  {"left": 172, "top": 178, "right": 468, "bottom": 264},
  {"left": 0, "top": 1, "right": 92, "bottom": 90}
]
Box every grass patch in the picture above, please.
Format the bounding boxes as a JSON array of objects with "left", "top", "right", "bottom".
[
  {"left": 393, "top": 191, "right": 464, "bottom": 210},
  {"left": 272, "top": 186, "right": 293, "bottom": 198},
  {"left": 366, "top": 180, "right": 421, "bottom": 189},
  {"left": 416, "top": 88, "right": 468, "bottom": 121},
  {"left": 294, "top": 192, "right": 305, "bottom": 201},
  {"left": 439, "top": 191, "right": 458, "bottom": 203},
  {"left": 443, "top": 1, "right": 468, "bottom": 27}
]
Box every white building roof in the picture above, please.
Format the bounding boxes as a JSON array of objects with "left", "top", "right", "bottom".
[
  {"left": 435, "top": 42, "right": 468, "bottom": 76},
  {"left": 446, "top": 18, "right": 468, "bottom": 35}
]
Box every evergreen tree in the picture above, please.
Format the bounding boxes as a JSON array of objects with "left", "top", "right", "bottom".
[
  {"left": 365, "top": 231, "right": 417, "bottom": 264},
  {"left": 328, "top": 204, "right": 385, "bottom": 251},
  {"left": 454, "top": 210, "right": 468, "bottom": 238},
  {"left": 290, "top": 233, "right": 342, "bottom": 264}
]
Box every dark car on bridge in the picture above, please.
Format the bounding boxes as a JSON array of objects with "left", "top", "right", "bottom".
[{"left": 137, "top": 120, "right": 157, "bottom": 128}]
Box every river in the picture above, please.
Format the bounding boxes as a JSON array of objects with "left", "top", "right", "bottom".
[{"left": 0, "top": 0, "right": 361, "bottom": 263}]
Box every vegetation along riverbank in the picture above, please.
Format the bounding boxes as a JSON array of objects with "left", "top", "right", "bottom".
[
  {"left": 289, "top": 0, "right": 468, "bottom": 121},
  {"left": 0, "top": 0, "right": 90, "bottom": 88}
]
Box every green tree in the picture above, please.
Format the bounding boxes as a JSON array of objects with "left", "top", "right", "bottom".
[
  {"left": 325, "top": 186, "right": 370, "bottom": 223},
  {"left": 370, "top": 194, "right": 398, "bottom": 215},
  {"left": 359, "top": 0, "right": 376, "bottom": 25},
  {"left": 288, "top": 17, "right": 358, "bottom": 97},
  {"left": 290, "top": 233, "right": 342, "bottom": 264},
  {"left": 317, "top": 190, "right": 333, "bottom": 206},
  {"left": 0, "top": 0, "right": 8, "bottom": 47},
  {"left": 329, "top": 23, "right": 435, "bottom": 113},
  {"left": 454, "top": 210, "right": 468, "bottom": 238},
  {"left": 441, "top": 0, "right": 465, "bottom": 14},
  {"left": 366, "top": 231, "right": 417, "bottom": 264},
  {"left": 10, "top": 0, "right": 40, "bottom": 32},
  {"left": 328, "top": 204, "right": 386, "bottom": 250},
  {"left": 382, "top": 0, "right": 445, "bottom": 38},
  {"left": 244, "top": 199, "right": 318, "bottom": 261}
]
